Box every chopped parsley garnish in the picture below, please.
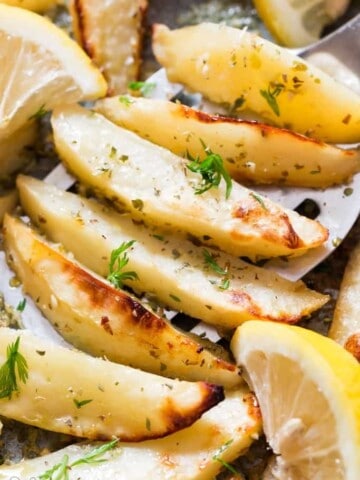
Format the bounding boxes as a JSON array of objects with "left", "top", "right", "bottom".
[
  {"left": 16, "top": 298, "right": 26, "bottom": 312},
  {"left": 145, "top": 417, "right": 152, "bottom": 431},
  {"left": 0, "top": 336, "right": 29, "bottom": 399},
  {"left": 128, "top": 81, "right": 156, "bottom": 97},
  {"left": 250, "top": 192, "right": 268, "bottom": 210},
  {"left": 229, "top": 95, "right": 246, "bottom": 115},
  {"left": 187, "top": 141, "right": 232, "bottom": 199},
  {"left": 28, "top": 104, "right": 48, "bottom": 120},
  {"left": 131, "top": 199, "right": 144, "bottom": 211},
  {"left": 39, "top": 439, "right": 119, "bottom": 479},
  {"left": 260, "top": 82, "right": 284, "bottom": 116},
  {"left": 118, "top": 95, "right": 134, "bottom": 107},
  {"left": 107, "top": 241, "right": 139, "bottom": 289},
  {"left": 212, "top": 439, "right": 240, "bottom": 475},
  {"left": 169, "top": 293, "right": 181, "bottom": 302},
  {"left": 203, "top": 249, "right": 230, "bottom": 290},
  {"left": 73, "top": 398, "right": 93, "bottom": 409}
]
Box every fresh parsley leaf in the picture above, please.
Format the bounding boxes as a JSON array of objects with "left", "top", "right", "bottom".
[
  {"left": 169, "top": 293, "right": 181, "bottom": 302},
  {"left": 118, "top": 95, "right": 134, "bottom": 107},
  {"left": 107, "top": 241, "right": 139, "bottom": 289},
  {"left": 203, "top": 249, "right": 227, "bottom": 276},
  {"left": 228, "top": 95, "right": 246, "bottom": 115},
  {"left": 73, "top": 398, "right": 93, "bottom": 409},
  {"left": 260, "top": 83, "right": 284, "bottom": 116},
  {"left": 187, "top": 142, "right": 232, "bottom": 199},
  {"left": 39, "top": 454, "right": 70, "bottom": 480},
  {"left": 0, "top": 336, "right": 29, "bottom": 399},
  {"left": 219, "top": 278, "right": 230, "bottom": 290},
  {"left": 203, "top": 249, "right": 230, "bottom": 290},
  {"left": 250, "top": 192, "right": 268, "bottom": 210},
  {"left": 128, "top": 81, "right": 156, "bottom": 97},
  {"left": 212, "top": 439, "right": 240, "bottom": 476},
  {"left": 16, "top": 298, "right": 26, "bottom": 312},
  {"left": 28, "top": 104, "right": 48, "bottom": 120},
  {"left": 71, "top": 439, "right": 119, "bottom": 467},
  {"left": 39, "top": 440, "right": 119, "bottom": 479}
]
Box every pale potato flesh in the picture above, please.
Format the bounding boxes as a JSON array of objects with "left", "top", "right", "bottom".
[
  {"left": 95, "top": 96, "right": 360, "bottom": 188},
  {"left": 0, "top": 316, "right": 223, "bottom": 441},
  {"left": 0, "top": 189, "right": 17, "bottom": 224},
  {"left": 0, "top": 388, "right": 261, "bottom": 480},
  {"left": 152, "top": 23, "right": 360, "bottom": 143},
  {"left": 70, "top": 0, "right": 147, "bottom": 95},
  {"left": 51, "top": 105, "right": 328, "bottom": 260},
  {"left": 329, "top": 242, "right": 360, "bottom": 360},
  {"left": 0, "top": 0, "right": 58, "bottom": 12},
  {"left": 0, "top": 122, "right": 37, "bottom": 176},
  {"left": 17, "top": 175, "right": 328, "bottom": 329},
  {"left": 5, "top": 213, "right": 241, "bottom": 388}
]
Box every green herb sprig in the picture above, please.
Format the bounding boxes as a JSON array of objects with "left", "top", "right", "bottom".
[
  {"left": 107, "top": 241, "right": 139, "bottom": 289},
  {"left": 260, "top": 82, "right": 285, "bottom": 116},
  {"left": 0, "top": 336, "right": 29, "bottom": 399},
  {"left": 187, "top": 141, "right": 232, "bottom": 199},
  {"left": 128, "top": 81, "right": 156, "bottom": 97},
  {"left": 212, "top": 439, "right": 241, "bottom": 476},
  {"left": 28, "top": 104, "right": 48, "bottom": 120},
  {"left": 203, "top": 249, "right": 231, "bottom": 290},
  {"left": 39, "top": 439, "right": 119, "bottom": 479}
]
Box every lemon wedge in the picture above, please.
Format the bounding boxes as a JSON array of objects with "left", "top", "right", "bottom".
[
  {"left": 231, "top": 321, "right": 360, "bottom": 479},
  {"left": 0, "top": 0, "right": 58, "bottom": 12},
  {"left": 253, "top": 0, "right": 351, "bottom": 47},
  {"left": 0, "top": 4, "right": 106, "bottom": 141}
]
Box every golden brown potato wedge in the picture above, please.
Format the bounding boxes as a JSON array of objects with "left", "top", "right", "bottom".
[
  {"left": 0, "top": 388, "right": 261, "bottom": 480},
  {"left": 329, "top": 242, "right": 360, "bottom": 361},
  {"left": 0, "top": 323, "right": 223, "bottom": 441},
  {"left": 51, "top": 105, "right": 328, "bottom": 260},
  {"left": 17, "top": 175, "right": 329, "bottom": 329},
  {"left": 0, "top": 122, "right": 37, "bottom": 176},
  {"left": 152, "top": 23, "right": 360, "bottom": 144},
  {"left": 95, "top": 96, "right": 360, "bottom": 188},
  {"left": 70, "top": 0, "right": 147, "bottom": 95},
  {"left": 4, "top": 213, "right": 241, "bottom": 387},
  {"left": 0, "top": 189, "right": 17, "bottom": 224},
  {"left": 0, "top": 0, "right": 58, "bottom": 11}
]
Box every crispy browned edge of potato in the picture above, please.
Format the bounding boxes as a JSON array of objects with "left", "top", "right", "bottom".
[{"left": 70, "top": 0, "right": 148, "bottom": 95}]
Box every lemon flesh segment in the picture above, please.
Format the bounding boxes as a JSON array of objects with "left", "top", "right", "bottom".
[
  {"left": 231, "top": 321, "right": 360, "bottom": 480},
  {"left": 0, "top": 4, "right": 106, "bottom": 140},
  {"left": 253, "top": 0, "right": 351, "bottom": 47}
]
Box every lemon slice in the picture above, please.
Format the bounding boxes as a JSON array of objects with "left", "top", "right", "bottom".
[
  {"left": 0, "top": 0, "right": 58, "bottom": 12},
  {"left": 231, "top": 321, "right": 360, "bottom": 479},
  {"left": 0, "top": 4, "right": 106, "bottom": 140},
  {"left": 253, "top": 0, "right": 351, "bottom": 47}
]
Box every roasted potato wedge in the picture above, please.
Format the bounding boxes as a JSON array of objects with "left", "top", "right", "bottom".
[
  {"left": 0, "top": 324, "right": 223, "bottom": 441},
  {"left": 95, "top": 96, "right": 360, "bottom": 188},
  {"left": 17, "top": 175, "right": 329, "bottom": 329},
  {"left": 152, "top": 23, "right": 360, "bottom": 144},
  {"left": 51, "top": 105, "right": 328, "bottom": 260},
  {"left": 70, "top": 0, "right": 147, "bottom": 95},
  {"left": 4, "top": 214, "right": 241, "bottom": 387},
  {"left": 329, "top": 242, "right": 360, "bottom": 361},
  {"left": 0, "top": 189, "right": 17, "bottom": 224},
  {"left": 0, "top": 388, "right": 261, "bottom": 480},
  {"left": 0, "top": 122, "right": 37, "bottom": 176},
  {"left": 0, "top": 0, "right": 58, "bottom": 11}
]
